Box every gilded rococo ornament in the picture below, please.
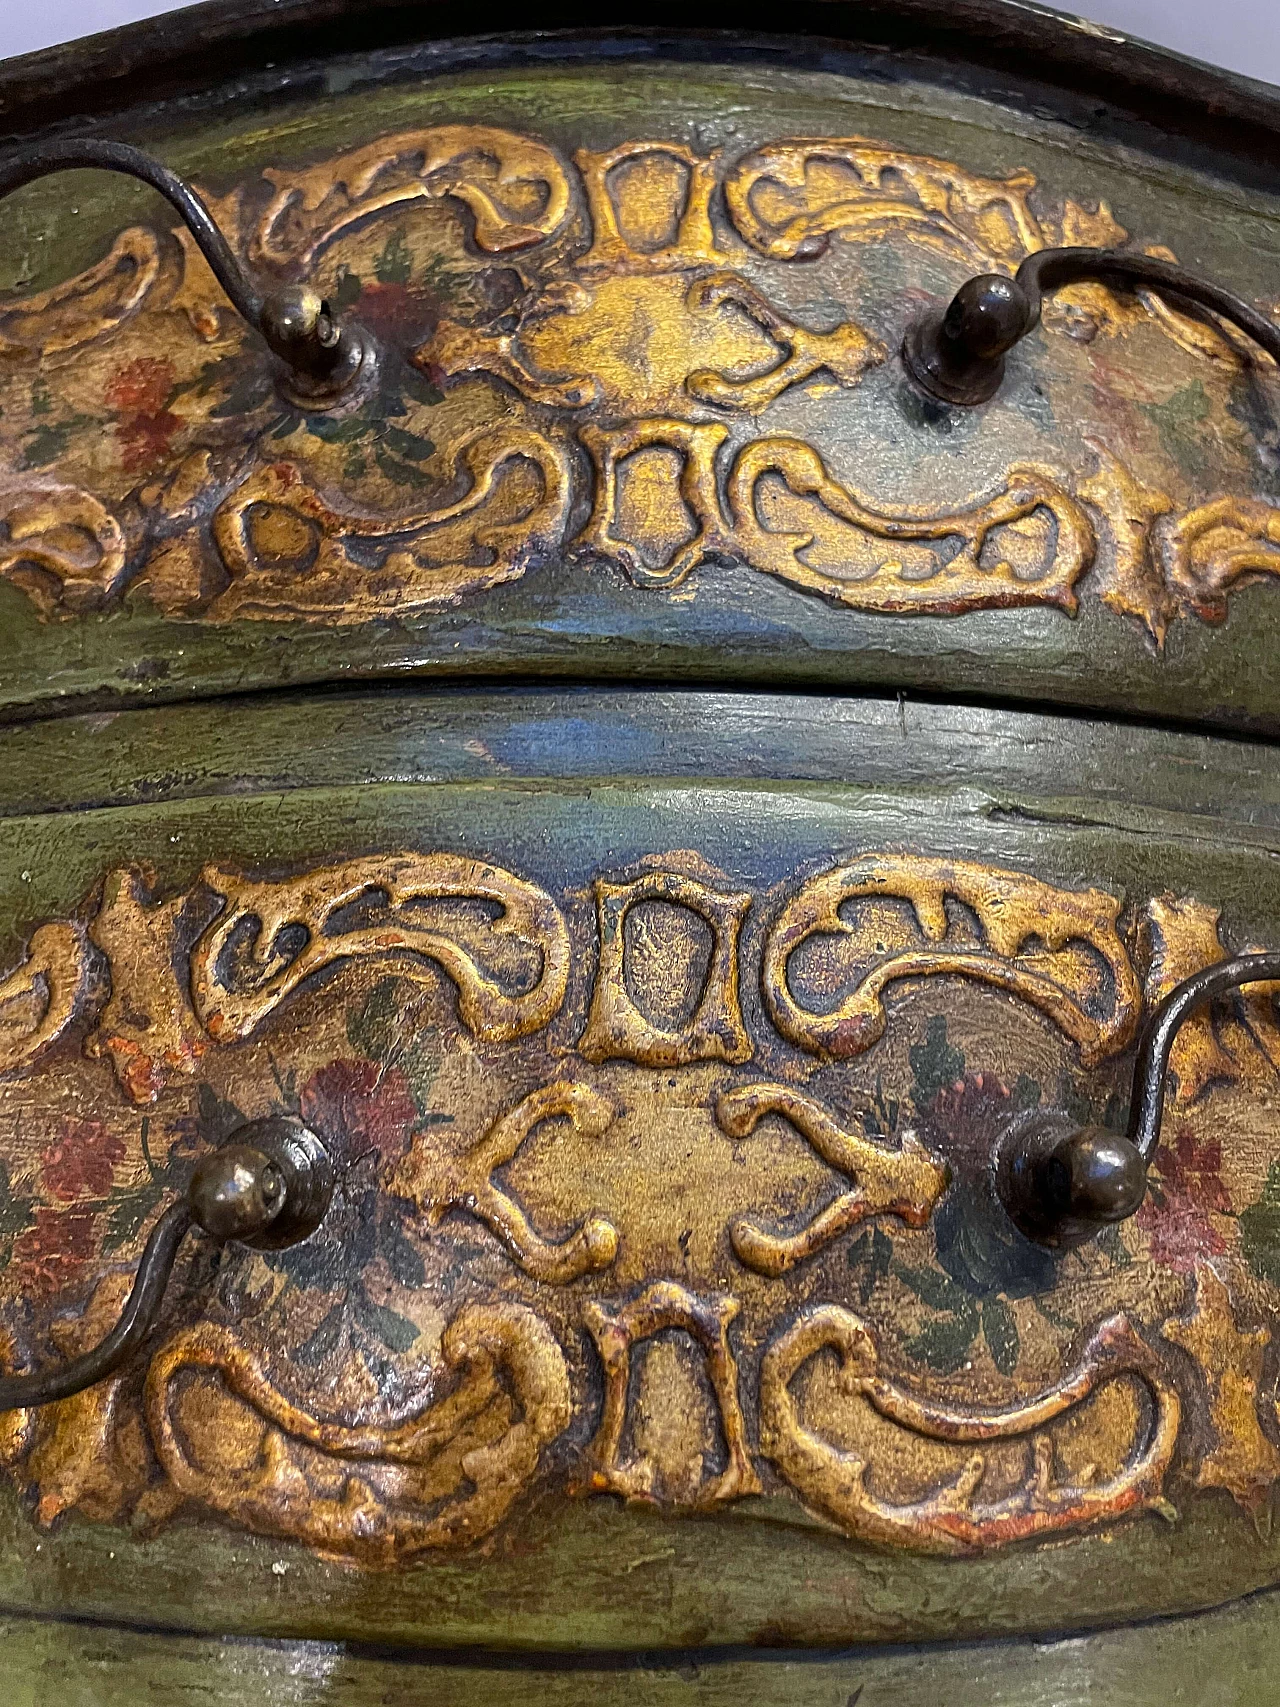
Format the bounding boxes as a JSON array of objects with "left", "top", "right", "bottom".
[
  {"left": 1, "top": 125, "right": 1279, "bottom": 638},
  {"left": 2, "top": 842, "right": 1280, "bottom": 1565}
]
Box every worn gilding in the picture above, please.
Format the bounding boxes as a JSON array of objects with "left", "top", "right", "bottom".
[
  {"left": 1, "top": 117, "right": 1279, "bottom": 643},
  {"left": 0, "top": 828, "right": 1278, "bottom": 1586},
  {"left": 3, "top": 8, "right": 1280, "bottom": 1678}
]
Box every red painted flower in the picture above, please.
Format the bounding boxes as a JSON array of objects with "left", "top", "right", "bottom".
[
  {"left": 10, "top": 1207, "right": 98, "bottom": 1300},
  {"left": 40, "top": 1118, "right": 126, "bottom": 1203},
  {"left": 920, "top": 1072, "right": 1013, "bottom": 1165},
  {"left": 106, "top": 355, "right": 181, "bottom": 474},
  {"left": 105, "top": 356, "right": 173, "bottom": 415},
  {"left": 1137, "top": 1126, "right": 1232, "bottom": 1273},
  {"left": 354, "top": 281, "right": 438, "bottom": 347},
  {"left": 300, "top": 1059, "right": 417, "bottom": 1166}
]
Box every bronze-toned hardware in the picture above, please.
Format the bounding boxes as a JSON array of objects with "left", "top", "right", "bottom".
[
  {"left": 903, "top": 248, "right": 1280, "bottom": 406},
  {"left": 0, "top": 1114, "right": 333, "bottom": 1411},
  {"left": 996, "top": 950, "right": 1280, "bottom": 1248},
  {"left": 0, "top": 138, "right": 374, "bottom": 407}
]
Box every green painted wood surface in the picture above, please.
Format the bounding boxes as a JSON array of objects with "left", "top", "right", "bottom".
[
  {"left": 0, "top": 688, "right": 1277, "bottom": 831},
  {"left": 3, "top": 1478, "right": 1280, "bottom": 1654},
  {"left": 7, "top": 1589, "right": 1280, "bottom": 1705},
  {"left": 1, "top": 54, "right": 1280, "bottom": 729},
  {"left": 3, "top": 19, "right": 1280, "bottom": 1676},
  {"left": 1, "top": 691, "right": 1280, "bottom": 1647}
]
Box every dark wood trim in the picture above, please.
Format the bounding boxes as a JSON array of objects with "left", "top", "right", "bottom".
[{"left": 2, "top": 3, "right": 1280, "bottom": 184}]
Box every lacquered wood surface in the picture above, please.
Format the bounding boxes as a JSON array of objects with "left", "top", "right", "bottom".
[
  {"left": 7, "top": 1587, "right": 1280, "bottom": 1705},
  {"left": 3, "top": 8, "right": 1280, "bottom": 1686},
  {"left": 0, "top": 49, "right": 1278, "bottom": 727},
  {"left": 0, "top": 691, "right": 1277, "bottom": 1647}
]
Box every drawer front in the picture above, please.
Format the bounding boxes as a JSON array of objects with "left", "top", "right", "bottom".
[
  {"left": 1, "top": 41, "right": 1280, "bottom": 726},
  {"left": 0, "top": 692, "right": 1279, "bottom": 1646}
]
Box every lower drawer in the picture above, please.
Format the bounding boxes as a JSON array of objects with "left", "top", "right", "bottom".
[{"left": 1, "top": 688, "right": 1279, "bottom": 1650}]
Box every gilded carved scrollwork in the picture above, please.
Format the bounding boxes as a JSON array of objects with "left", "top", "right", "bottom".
[
  {"left": 252, "top": 126, "right": 574, "bottom": 270},
  {"left": 0, "top": 228, "right": 165, "bottom": 357},
  {"left": 761, "top": 1306, "right": 1180, "bottom": 1553},
  {"left": 716, "top": 1084, "right": 947, "bottom": 1277},
  {"left": 681, "top": 271, "right": 885, "bottom": 410},
  {"left": 146, "top": 1305, "right": 572, "bottom": 1566},
  {"left": 570, "top": 426, "right": 1094, "bottom": 604},
  {"left": 191, "top": 854, "right": 571, "bottom": 1045},
  {"left": 393, "top": 1081, "right": 621, "bottom": 1283},
  {"left": 23, "top": 1274, "right": 159, "bottom": 1528},
  {"left": 1, "top": 121, "right": 1277, "bottom": 637},
  {"left": 2, "top": 844, "right": 1279, "bottom": 1560},
  {"left": 721, "top": 136, "right": 1255, "bottom": 363},
  {"left": 579, "top": 871, "right": 753, "bottom": 1064},
  {"left": 1163, "top": 1264, "right": 1280, "bottom": 1518},
  {"left": 728, "top": 443, "right": 1094, "bottom": 614},
  {"left": 0, "top": 1332, "right": 33, "bottom": 1470},
  {"left": 574, "top": 141, "right": 722, "bottom": 271},
  {"left": 81, "top": 853, "right": 571, "bottom": 1103},
  {"left": 1155, "top": 496, "right": 1280, "bottom": 626},
  {"left": 430, "top": 266, "right": 886, "bottom": 422},
  {"left": 763, "top": 853, "right": 1141, "bottom": 1065},
  {"left": 575, "top": 418, "right": 732, "bottom": 588},
  {"left": 0, "top": 480, "right": 129, "bottom": 615},
  {"left": 1077, "top": 449, "right": 1178, "bottom": 643},
  {"left": 210, "top": 425, "right": 573, "bottom": 621},
  {"left": 87, "top": 867, "right": 209, "bottom": 1105},
  {"left": 0, "top": 922, "right": 91, "bottom": 1078},
  {"left": 1139, "top": 894, "right": 1280, "bottom": 1103},
  {"left": 724, "top": 138, "right": 1046, "bottom": 267},
  {"left": 1076, "top": 456, "right": 1280, "bottom": 642},
  {"left": 580, "top": 1282, "right": 762, "bottom": 1506}
]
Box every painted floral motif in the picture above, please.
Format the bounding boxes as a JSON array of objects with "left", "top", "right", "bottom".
[
  {"left": 18, "top": 381, "right": 100, "bottom": 470},
  {"left": 1240, "top": 1160, "right": 1280, "bottom": 1288},
  {"left": 843, "top": 1018, "right": 1138, "bottom": 1378},
  {"left": 222, "top": 1041, "right": 439, "bottom": 1372},
  {"left": 105, "top": 356, "right": 182, "bottom": 474},
  {"left": 299, "top": 1058, "right": 418, "bottom": 1168},
  {"left": 886, "top": 1026, "right": 1053, "bottom": 1375},
  {"left": 0, "top": 1117, "right": 130, "bottom": 1295},
  {"left": 1, "top": 841, "right": 1279, "bottom": 1564},
  {"left": 9, "top": 1206, "right": 99, "bottom": 1300},
  {"left": 182, "top": 971, "right": 452, "bottom": 1378},
  {"left": 1138, "top": 1127, "right": 1232, "bottom": 1274},
  {"left": 39, "top": 1118, "right": 126, "bottom": 1203},
  {"left": 5, "top": 123, "right": 1280, "bottom": 638},
  {"left": 169, "top": 229, "right": 446, "bottom": 492}
]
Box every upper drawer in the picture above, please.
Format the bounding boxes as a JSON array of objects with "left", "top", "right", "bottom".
[{"left": 2, "top": 12, "right": 1280, "bottom": 726}]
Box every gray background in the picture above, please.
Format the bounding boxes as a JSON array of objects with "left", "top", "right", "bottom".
[{"left": 0, "top": 0, "right": 1277, "bottom": 82}]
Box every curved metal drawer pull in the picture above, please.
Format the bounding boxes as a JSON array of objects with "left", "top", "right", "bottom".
[
  {"left": 0, "top": 139, "right": 373, "bottom": 406},
  {"left": 904, "top": 248, "right": 1280, "bottom": 406},
  {"left": 0, "top": 1115, "right": 333, "bottom": 1411},
  {"left": 996, "top": 951, "right": 1280, "bottom": 1248}
]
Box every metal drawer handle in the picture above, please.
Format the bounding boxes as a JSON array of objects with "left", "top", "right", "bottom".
[
  {"left": 3, "top": 961, "right": 1268, "bottom": 1398},
  {"left": 904, "top": 248, "right": 1280, "bottom": 406},
  {"left": 0, "top": 139, "right": 373, "bottom": 407},
  {"left": 0, "top": 1115, "right": 333, "bottom": 1411},
  {"left": 996, "top": 951, "right": 1280, "bottom": 1248}
]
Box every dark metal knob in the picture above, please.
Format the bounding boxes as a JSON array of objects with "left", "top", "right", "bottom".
[
  {"left": 189, "top": 1114, "right": 333, "bottom": 1251},
  {"left": 904, "top": 247, "right": 1280, "bottom": 406},
  {"left": 996, "top": 1109, "right": 1148, "bottom": 1249},
  {"left": 0, "top": 138, "right": 374, "bottom": 407},
  {"left": 189, "top": 1144, "right": 286, "bottom": 1244},
  {"left": 994, "top": 950, "right": 1280, "bottom": 1247},
  {"left": 0, "top": 1113, "right": 333, "bottom": 1411}
]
